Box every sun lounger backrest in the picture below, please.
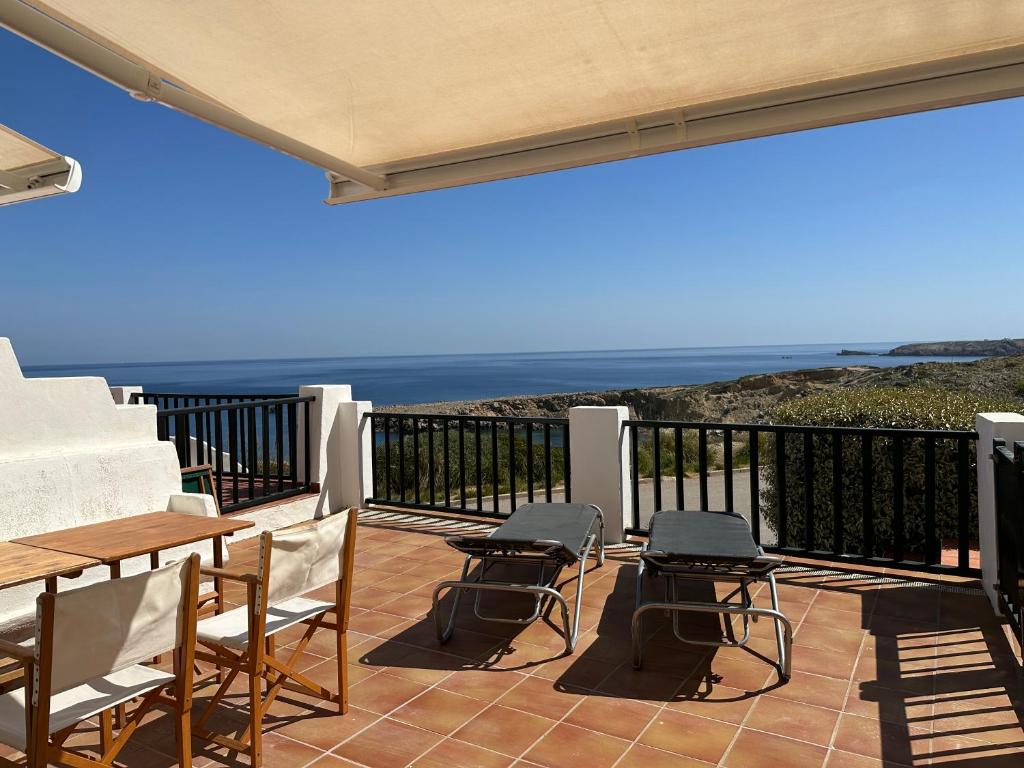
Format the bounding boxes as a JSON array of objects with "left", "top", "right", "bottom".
[
  {"left": 264, "top": 510, "right": 352, "bottom": 607},
  {"left": 40, "top": 557, "right": 193, "bottom": 695}
]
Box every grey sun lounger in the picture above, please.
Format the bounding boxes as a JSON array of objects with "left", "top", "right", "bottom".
[
  {"left": 433, "top": 503, "right": 604, "bottom": 653},
  {"left": 632, "top": 509, "right": 792, "bottom": 680}
]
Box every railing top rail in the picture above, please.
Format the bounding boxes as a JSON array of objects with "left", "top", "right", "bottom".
[
  {"left": 623, "top": 419, "right": 978, "bottom": 440},
  {"left": 134, "top": 392, "right": 294, "bottom": 399},
  {"left": 367, "top": 411, "right": 568, "bottom": 425},
  {"left": 156, "top": 395, "right": 315, "bottom": 416}
]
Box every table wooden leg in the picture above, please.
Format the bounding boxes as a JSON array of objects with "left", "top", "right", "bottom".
[
  {"left": 213, "top": 535, "right": 225, "bottom": 683},
  {"left": 109, "top": 561, "right": 128, "bottom": 729},
  {"left": 44, "top": 577, "right": 57, "bottom": 594}
]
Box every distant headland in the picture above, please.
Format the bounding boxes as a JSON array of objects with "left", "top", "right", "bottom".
[{"left": 836, "top": 338, "right": 1024, "bottom": 357}]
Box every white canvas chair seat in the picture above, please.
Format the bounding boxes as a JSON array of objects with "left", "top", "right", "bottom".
[
  {"left": 196, "top": 597, "right": 334, "bottom": 650},
  {"left": 0, "top": 665, "right": 174, "bottom": 750}
]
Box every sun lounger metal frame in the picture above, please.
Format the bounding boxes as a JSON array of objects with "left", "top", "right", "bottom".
[
  {"left": 433, "top": 503, "right": 604, "bottom": 654},
  {"left": 632, "top": 509, "right": 792, "bottom": 680}
]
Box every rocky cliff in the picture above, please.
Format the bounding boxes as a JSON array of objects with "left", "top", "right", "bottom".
[{"left": 888, "top": 338, "right": 1024, "bottom": 356}]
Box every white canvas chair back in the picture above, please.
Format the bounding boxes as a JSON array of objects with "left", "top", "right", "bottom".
[
  {"left": 263, "top": 511, "right": 352, "bottom": 608},
  {"left": 38, "top": 558, "right": 190, "bottom": 697}
]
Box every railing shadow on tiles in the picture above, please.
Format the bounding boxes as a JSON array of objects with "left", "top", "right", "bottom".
[{"left": 130, "top": 392, "right": 315, "bottom": 512}]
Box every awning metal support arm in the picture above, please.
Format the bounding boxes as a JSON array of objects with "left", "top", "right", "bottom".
[{"left": 0, "top": 0, "right": 387, "bottom": 191}]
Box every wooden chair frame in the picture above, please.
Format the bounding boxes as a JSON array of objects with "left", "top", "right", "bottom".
[
  {"left": 193, "top": 510, "right": 358, "bottom": 767},
  {"left": 0, "top": 555, "right": 200, "bottom": 768}
]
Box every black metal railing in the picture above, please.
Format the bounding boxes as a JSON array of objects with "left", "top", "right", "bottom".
[
  {"left": 365, "top": 413, "right": 570, "bottom": 518},
  {"left": 130, "top": 392, "right": 291, "bottom": 409},
  {"left": 993, "top": 438, "right": 1024, "bottom": 641},
  {"left": 625, "top": 420, "right": 980, "bottom": 575},
  {"left": 140, "top": 395, "right": 315, "bottom": 513}
]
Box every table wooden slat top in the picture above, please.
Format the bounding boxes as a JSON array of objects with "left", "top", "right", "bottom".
[
  {"left": 0, "top": 542, "right": 100, "bottom": 589},
  {"left": 12, "top": 512, "right": 254, "bottom": 563}
]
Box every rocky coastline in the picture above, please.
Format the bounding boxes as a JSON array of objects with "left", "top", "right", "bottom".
[{"left": 379, "top": 355, "right": 1024, "bottom": 423}]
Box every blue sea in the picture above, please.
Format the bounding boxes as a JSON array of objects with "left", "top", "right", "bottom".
[{"left": 22, "top": 343, "right": 978, "bottom": 407}]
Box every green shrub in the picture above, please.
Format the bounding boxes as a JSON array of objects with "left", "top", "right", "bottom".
[
  {"left": 762, "top": 387, "right": 1018, "bottom": 558},
  {"left": 1014, "top": 379, "right": 1024, "bottom": 398}
]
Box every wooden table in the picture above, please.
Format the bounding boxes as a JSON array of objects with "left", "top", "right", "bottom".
[
  {"left": 0, "top": 541, "right": 99, "bottom": 592},
  {"left": 14, "top": 511, "right": 254, "bottom": 576}
]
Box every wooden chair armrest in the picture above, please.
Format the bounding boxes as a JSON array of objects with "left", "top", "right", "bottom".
[
  {"left": 201, "top": 565, "right": 259, "bottom": 584},
  {"left": 0, "top": 639, "right": 34, "bottom": 663}
]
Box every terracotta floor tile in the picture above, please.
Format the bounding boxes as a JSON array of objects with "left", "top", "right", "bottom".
[
  {"left": 722, "top": 729, "right": 827, "bottom": 768},
  {"left": 269, "top": 706, "right": 379, "bottom": 751},
  {"left": 452, "top": 705, "right": 557, "bottom": 757},
  {"left": 497, "top": 676, "right": 585, "bottom": 721},
  {"left": 794, "top": 624, "right": 866, "bottom": 654},
  {"left": 666, "top": 684, "right": 758, "bottom": 724},
  {"left": 523, "top": 723, "right": 629, "bottom": 768},
  {"left": 615, "top": 743, "right": 716, "bottom": 768},
  {"left": 688, "top": 654, "right": 775, "bottom": 693},
  {"left": 347, "top": 671, "right": 430, "bottom": 714},
  {"left": 791, "top": 644, "right": 857, "bottom": 680},
  {"left": 348, "top": 610, "right": 411, "bottom": 636},
  {"left": 411, "top": 738, "right": 514, "bottom": 768},
  {"left": 745, "top": 695, "right": 840, "bottom": 746},
  {"left": 832, "top": 712, "right": 929, "bottom": 765},
  {"left": 334, "top": 717, "right": 443, "bottom": 768},
  {"left": 638, "top": 710, "right": 738, "bottom": 763},
  {"left": 564, "top": 695, "right": 660, "bottom": 741},
  {"left": 390, "top": 687, "right": 489, "bottom": 735},
  {"left": 438, "top": 669, "right": 528, "bottom": 702},
  {"left": 823, "top": 749, "right": 911, "bottom": 768}
]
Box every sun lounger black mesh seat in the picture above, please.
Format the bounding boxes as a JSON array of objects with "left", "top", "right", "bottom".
[
  {"left": 633, "top": 510, "right": 792, "bottom": 680},
  {"left": 433, "top": 503, "right": 604, "bottom": 654}
]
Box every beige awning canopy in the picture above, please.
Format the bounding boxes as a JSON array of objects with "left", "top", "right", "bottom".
[
  {"left": 0, "top": 123, "right": 81, "bottom": 207},
  {"left": 4, "top": 1, "right": 1024, "bottom": 205}
]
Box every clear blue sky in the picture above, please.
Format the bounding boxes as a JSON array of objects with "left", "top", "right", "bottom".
[{"left": 2, "top": 29, "right": 1022, "bottom": 367}]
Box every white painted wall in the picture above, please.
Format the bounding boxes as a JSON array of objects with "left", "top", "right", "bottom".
[
  {"left": 0, "top": 338, "right": 221, "bottom": 636},
  {"left": 568, "top": 406, "right": 630, "bottom": 544},
  {"left": 976, "top": 412, "right": 1024, "bottom": 613}
]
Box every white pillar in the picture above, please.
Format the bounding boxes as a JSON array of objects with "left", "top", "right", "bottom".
[
  {"left": 569, "top": 406, "right": 630, "bottom": 544},
  {"left": 298, "top": 385, "right": 352, "bottom": 515},
  {"left": 338, "top": 400, "right": 373, "bottom": 508},
  {"left": 975, "top": 412, "right": 1024, "bottom": 613},
  {"left": 109, "top": 385, "right": 143, "bottom": 405}
]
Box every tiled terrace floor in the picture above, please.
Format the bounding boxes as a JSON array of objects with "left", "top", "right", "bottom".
[{"left": 12, "top": 510, "right": 1024, "bottom": 767}]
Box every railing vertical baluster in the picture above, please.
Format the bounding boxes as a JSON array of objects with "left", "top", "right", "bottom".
[
  {"left": 862, "top": 434, "right": 874, "bottom": 558},
  {"left": 475, "top": 419, "right": 483, "bottom": 511},
  {"left": 698, "top": 427, "right": 709, "bottom": 510},
  {"left": 288, "top": 402, "right": 297, "bottom": 483},
  {"left": 428, "top": 418, "right": 436, "bottom": 505},
  {"left": 229, "top": 408, "right": 239, "bottom": 505},
  {"left": 630, "top": 424, "right": 640, "bottom": 530},
  {"left": 383, "top": 416, "right": 392, "bottom": 500},
  {"left": 508, "top": 423, "right": 517, "bottom": 513},
  {"left": 957, "top": 437, "right": 970, "bottom": 571},
  {"left": 724, "top": 428, "right": 734, "bottom": 514},
  {"left": 370, "top": 416, "right": 379, "bottom": 499},
  {"left": 563, "top": 423, "right": 571, "bottom": 503},
  {"left": 175, "top": 413, "right": 189, "bottom": 467},
  {"left": 459, "top": 418, "right": 467, "bottom": 510},
  {"left": 832, "top": 432, "right": 844, "bottom": 556},
  {"left": 803, "top": 431, "right": 814, "bottom": 551},
  {"left": 214, "top": 404, "right": 223, "bottom": 505},
  {"left": 491, "top": 420, "right": 499, "bottom": 513},
  {"left": 444, "top": 418, "right": 451, "bottom": 509},
  {"left": 261, "top": 405, "right": 270, "bottom": 494},
  {"left": 412, "top": 418, "right": 420, "bottom": 504},
  {"left": 674, "top": 426, "right": 684, "bottom": 509},
  {"left": 892, "top": 437, "right": 904, "bottom": 562},
  {"left": 526, "top": 423, "right": 534, "bottom": 503},
  {"left": 196, "top": 405, "right": 206, "bottom": 466},
  {"left": 544, "top": 423, "right": 552, "bottom": 503},
  {"left": 925, "top": 436, "right": 936, "bottom": 565},
  {"left": 275, "top": 404, "right": 284, "bottom": 494},
  {"left": 398, "top": 417, "right": 406, "bottom": 503},
  {"left": 302, "top": 400, "right": 311, "bottom": 489},
  {"left": 247, "top": 405, "right": 257, "bottom": 502},
  {"left": 775, "top": 431, "right": 787, "bottom": 548},
  {"left": 652, "top": 426, "right": 662, "bottom": 513},
  {"left": 749, "top": 429, "right": 759, "bottom": 545}
]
